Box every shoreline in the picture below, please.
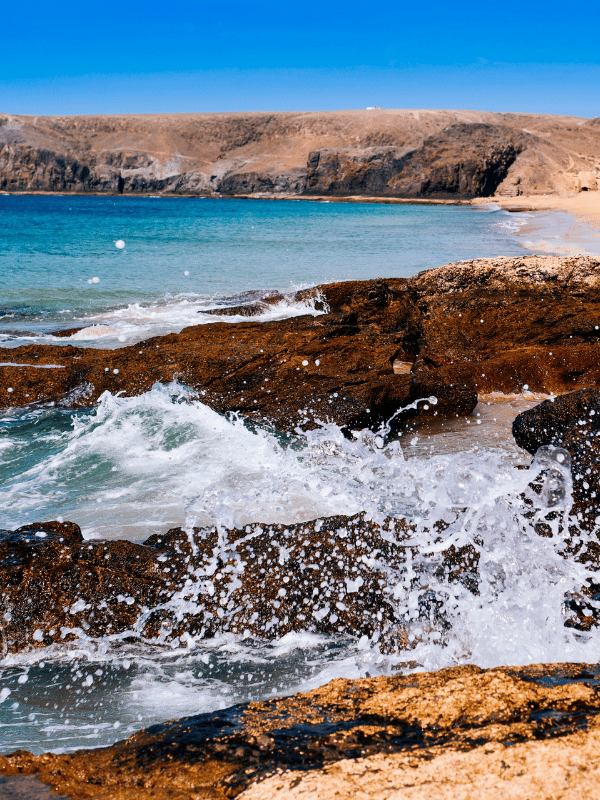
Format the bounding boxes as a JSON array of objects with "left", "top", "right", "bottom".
[
  {"left": 4, "top": 186, "right": 599, "bottom": 223},
  {"left": 473, "top": 192, "right": 600, "bottom": 232},
  {"left": 0, "top": 189, "right": 469, "bottom": 206},
  {"left": 4, "top": 187, "right": 600, "bottom": 260}
]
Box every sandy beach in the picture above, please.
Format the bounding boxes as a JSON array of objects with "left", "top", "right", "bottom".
[{"left": 473, "top": 192, "right": 600, "bottom": 231}]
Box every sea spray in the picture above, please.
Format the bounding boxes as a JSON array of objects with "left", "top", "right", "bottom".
[
  {"left": 2, "top": 385, "right": 600, "bottom": 754},
  {"left": 0, "top": 195, "right": 586, "bottom": 754}
]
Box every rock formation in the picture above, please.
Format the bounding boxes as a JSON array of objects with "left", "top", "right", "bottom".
[
  {"left": 408, "top": 254, "right": 600, "bottom": 396},
  {"left": 2, "top": 385, "right": 600, "bottom": 796},
  {"left": 2, "top": 663, "right": 600, "bottom": 799},
  {"left": 0, "top": 513, "right": 477, "bottom": 654},
  {"left": 0, "top": 275, "right": 476, "bottom": 433},
  {"left": 3, "top": 255, "right": 600, "bottom": 429},
  {"left": 1, "top": 404, "right": 598, "bottom": 656},
  {"left": 1, "top": 109, "right": 599, "bottom": 198},
  {"left": 304, "top": 124, "right": 531, "bottom": 198},
  {"left": 514, "top": 387, "right": 600, "bottom": 528}
]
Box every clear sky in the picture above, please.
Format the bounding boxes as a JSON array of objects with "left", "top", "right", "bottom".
[{"left": 1, "top": 0, "right": 599, "bottom": 117}]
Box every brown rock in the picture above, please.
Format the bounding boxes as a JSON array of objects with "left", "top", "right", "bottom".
[
  {"left": 2, "top": 108, "right": 600, "bottom": 197},
  {"left": 0, "top": 277, "right": 476, "bottom": 433},
  {"left": 6, "top": 255, "right": 600, "bottom": 429},
  {"left": 305, "top": 124, "right": 531, "bottom": 198},
  {"left": 409, "top": 254, "right": 600, "bottom": 396},
  {"left": 4, "top": 499, "right": 596, "bottom": 654},
  {"left": 511, "top": 389, "right": 600, "bottom": 630},
  {"left": 2, "top": 663, "right": 600, "bottom": 799},
  {"left": 1, "top": 514, "right": 468, "bottom": 653},
  {"left": 513, "top": 387, "right": 600, "bottom": 528}
]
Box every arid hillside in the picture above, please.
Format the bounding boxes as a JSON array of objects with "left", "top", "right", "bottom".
[{"left": 1, "top": 109, "right": 599, "bottom": 198}]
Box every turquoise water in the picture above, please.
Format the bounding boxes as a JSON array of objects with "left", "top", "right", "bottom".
[
  {"left": 5, "top": 196, "right": 599, "bottom": 756},
  {"left": 0, "top": 196, "right": 533, "bottom": 346}
]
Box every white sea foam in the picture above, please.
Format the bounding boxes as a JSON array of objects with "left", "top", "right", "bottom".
[
  {"left": 0, "top": 362, "right": 66, "bottom": 369},
  {"left": 1, "top": 384, "right": 600, "bottom": 752},
  {"left": 49, "top": 291, "right": 327, "bottom": 349},
  {"left": 521, "top": 239, "right": 593, "bottom": 256},
  {"left": 502, "top": 208, "right": 600, "bottom": 257},
  {"left": 493, "top": 209, "right": 534, "bottom": 234}
]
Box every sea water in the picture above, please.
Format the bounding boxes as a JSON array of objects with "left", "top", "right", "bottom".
[
  {"left": 1, "top": 196, "right": 599, "bottom": 754},
  {"left": 1, "top": 195, "right": 539, "bottom": 348}
]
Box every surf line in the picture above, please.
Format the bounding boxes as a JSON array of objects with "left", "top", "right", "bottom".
[{"left": 0, "top": 363, "right": 67, "bottom": 369}]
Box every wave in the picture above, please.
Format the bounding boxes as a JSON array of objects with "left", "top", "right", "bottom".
[
  {"left": 2, "top": 384, "right": 599, "bottom": 751},
  {"left": 0, "top": 290, "right": 326, "bottom": 350},
  {"left": 521, "top": 239, "right": 594, "bottom": 256}
]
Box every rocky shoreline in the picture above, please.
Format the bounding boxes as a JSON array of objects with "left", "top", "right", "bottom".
[
  {"left": 2, "top": 663, "right": 600, "bottom": 799},
  {"left": 4, "top": 373, "right": 600, "bottom": 655},
  {"left": 4, "top": 254, "right": 600, "bottom": 796},
  {"left": 4, "top": 255, "right": 600, "bottom": 431}
]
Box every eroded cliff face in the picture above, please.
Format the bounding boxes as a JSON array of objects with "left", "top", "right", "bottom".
[
  {"left": 0, "top": 141, "right": 211, "bottom": 195},
  {"left": 1, "top": 109, "right": 599, "bottom": 198},
  {"left": 305, "top": 124, "right": 533, "bottom": 198}
]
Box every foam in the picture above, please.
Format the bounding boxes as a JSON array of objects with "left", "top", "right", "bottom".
[
  {"left": 52, "top": 291, "right": 326, "bottom": 349},
  {"left": 2, "top": 385, "right": 599, "bottom": 753},
  {"left": 503, "top": 208, "right": 600, "bottom": 258},
  {"left": 0, "top": 362, "right": 66, "bottom": 369}
]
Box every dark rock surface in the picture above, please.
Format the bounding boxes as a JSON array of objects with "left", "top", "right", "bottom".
[
  {"left": 4, "top": 255, "right": 600, "bottom": 429},
  {"left": 0, "top": 276, "right": 477, "bottom": 433},
  {"left": 1, "top": 495, "right": 597, "bottom": 655},
  {"left": 305, "top": 124, "right": 531, "bottom": 198},
  {"left": 0, "top": 514, "right": 475, "bottom": 654},
  {"left": 513, "top": 388, "right": 600, "bottom": 456},
  {"left": 2, "top": 663, "right": 600, "bottom": 799},
  {"left": 514, "top": 387, "right": 600, "bottom": 527},
  {"left": 219, "top": 168, "right": 308, "bottom": 195}
]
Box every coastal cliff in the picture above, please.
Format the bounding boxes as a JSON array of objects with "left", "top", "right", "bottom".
[{"left": 1, "top": 109, "right": 599, "bottom": 199}]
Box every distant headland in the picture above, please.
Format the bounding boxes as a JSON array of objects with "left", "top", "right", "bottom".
[{"left": 1, "top": 109, "right": 599, "bottom": 203}]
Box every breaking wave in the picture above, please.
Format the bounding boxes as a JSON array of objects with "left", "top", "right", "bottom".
[{"left": 2, "top": 385, "right": 599, "bottom": 752}]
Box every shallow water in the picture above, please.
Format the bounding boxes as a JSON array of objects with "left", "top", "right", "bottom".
[
  {"left": 2, "top": 197, "right": 599, "bottom": 755},
  {"left": 511, "top": 208, "right": 600, "bottom": 257},
  {"left": 1, "top": 196, "right": 535, "bottom": 348}
]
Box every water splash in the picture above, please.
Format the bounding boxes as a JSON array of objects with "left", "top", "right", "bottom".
[
  {"left": 0, "top": 290, "right": 328, "bottom": 350},
  {"left": 2, "top": 385, "right": 600, "bottom": 753}
]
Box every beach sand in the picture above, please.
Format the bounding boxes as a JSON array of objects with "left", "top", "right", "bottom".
[{"left": 474, "top": 192, "right": 600, "bottom": 231}]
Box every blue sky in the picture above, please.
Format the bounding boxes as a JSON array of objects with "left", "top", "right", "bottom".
[{"left": 1, "top": 0, "right": 599, "bottom": 116}]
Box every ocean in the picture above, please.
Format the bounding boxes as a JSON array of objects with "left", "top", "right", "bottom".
[{"left": 1, "top": 195, "right": 599, "bottom": 755}]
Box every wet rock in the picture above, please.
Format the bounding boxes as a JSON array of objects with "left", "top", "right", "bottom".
[
  {"left": 0, "top": 521, "right": 174, "bottom": 652},
  {"left": 512, "top": 389, "right": 600, "bottom": 627},
  {"left": 512, "top": 388, "right": 600, "bottom": 456},
  {"left": 5, "top": 256, "right": 600, "bottom": 430},
  {"left": 0, "top": 774, "right": 72, "bottom": 800},
  {"left": 513, "top": 388, "right": 600, "bottom": 527},
  {"left": 0, "top": 514, "right": 475, "bottom": 654},
  {"left": 2, "top": 663, "right": 600, "bottom": 799},
  {"left": 0, "top": 277, "right": 476, "bottom": 433}
]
